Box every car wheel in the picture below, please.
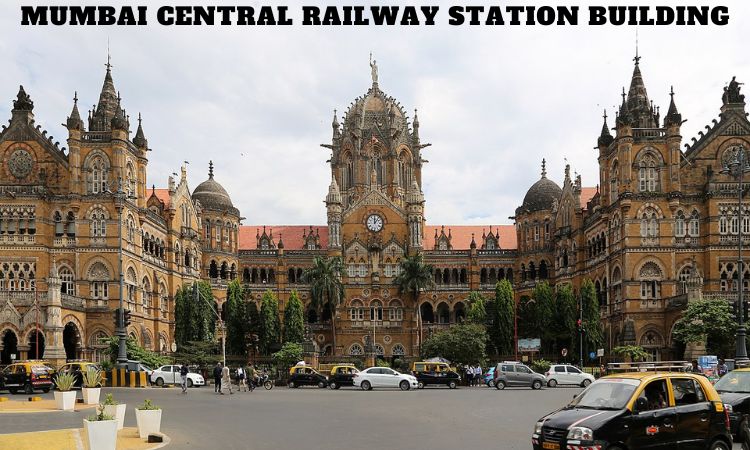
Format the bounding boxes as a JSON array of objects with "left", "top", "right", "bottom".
[
  {"left": 417, "top": 381, "right": 425, "bottom": 389},
  {"left": 361, "top": 380, "right": 371, "bottom": 391},
  {"left": 329, "top": 381, "right": 337, "bottom": 390},
  {"left": 42, "top": 388, "right": 50, "bottom": 393},
  {"left": 708, "top": 439, "right": 730, "bottom": 450},
  {"left": 399, "top": 380, "right": 410, "bottom": 391},
  {"left": 9, "top": 388, "right": 17, "bottom": 395},
  {"left": 288, "top": 381, "right": 295, "bottom": 389},
  {"left": 581, "top": 379, "right": 591, "bottom": 388},
  {"left": 488, "top": 380, "right": 495, "bottom": 388},
  {"left": 448, "top": 381, "right": 457, "bottom": 389},
  {"left": 23, "top": 383, "right": 33, "bottom": 395},
  {"left": 187, "top": 379, "right": 193, "bottom": 388},
  {"left": 548, "top": 379, "right": 558, "bottom": 388},
  {"left": 155, "top": 378, "right": 164, "bottom": 387},
  {"left": 495, "top": 380, "right": 506, "bottom": 390},
  {"left": 532, "top": 380, "right": 542, "bottom": 390},
  {"left": 318, "top": 381, "right": 326, "bottom": 389}
]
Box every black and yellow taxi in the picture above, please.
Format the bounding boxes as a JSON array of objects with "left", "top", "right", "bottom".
[
  {"left": 327, "top": 365, "right": 359, "bottom": 389},
  {"left": 532, "top": 372, "right": 732, "bottom": 450},
  {"left": 714, "top": 367, "right": 750, "bottom": 446},
  {"left": 56, "top": 361, "right": 105, "bottom": 388},
  {"left": 1, "top": 360, "right": 54, "bottom": 394},
  {"left": 410, "top": 361, "right": 460, "bottom": 389},
  {"left": 287, "top": 365, "right": 328, "bottom": 389}
]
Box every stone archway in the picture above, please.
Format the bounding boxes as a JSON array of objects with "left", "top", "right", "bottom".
[
  {"left": 1, "top": 329, "right": 19, "bottom": 364},
  {"left": 27, "top": 329, "right": 45, "bottom": 360},
  {"left": 63, "top": 322, "right": 81, "bottom": 361}
]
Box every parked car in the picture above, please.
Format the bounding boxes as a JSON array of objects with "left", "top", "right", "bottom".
[
  {"left": 714, "top": 368, "right": 750, "bottom": 446},
  {"left": 327, "top": 365, "right": 359, "bottom": 389},
  {"left": 56, "top": 362, "right": 105, "bottom": 388},
  {"left": 532, "top": 372, "right": 732, "bottom": 450},
  {"left": 484, "top": 367, "right": 496, "bottom": 387},
  {"left": 150, "top": 364, "right": 205, "bottom": 387},
  {"left": 410, "top": 361, "right": 460, "bottom": 389},
  {"left": 544, "top": 364, "right": 595, "bottom": 388},
  {"left": 353, "top": 367, "right": 418, "bottom": 391},
  {"left": 2, "top": 361, "right": 54, "bottom": 394},
  {"left": 494, "top": 362, "right": 545, "bottom": 390},
  {"left": 287, "top": 366, "right": 328, "bottom": 388}
]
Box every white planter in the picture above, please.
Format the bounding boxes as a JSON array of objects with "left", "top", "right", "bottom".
[
  {"left": 135, "top": 408, "right": 162, "bottom": 439},
  {"left": 83, "top": 418, "right": 118, "bottom": 450},
  {"left": 82, "top": 387, "right": 101, "bottom": 405},
  {"left": 103, "top": 404, "right": 126, "bottom": 430},
  {"left": 54, "top": 390, "right": 77, "bottom": 411}
]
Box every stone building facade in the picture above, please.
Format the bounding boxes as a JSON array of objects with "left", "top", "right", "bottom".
[{"left": 1, "top": 56, "right": 747, "bottom": 363}]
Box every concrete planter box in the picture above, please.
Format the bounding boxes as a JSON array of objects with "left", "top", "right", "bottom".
[
  {"left": 82, "top": 387, "right": 101, "bottom": 405},
  {"left": 54, "top": 390, "right": 76, "bottom": 411},
  {"left": 83, "top": 418, "right": 118, "bottom": 450},
  {"left": 103, "top": 403, "right": 126, "bottom": 430},
  {"left": 135, "top": 408, "right": 162, "bottom": 439}
]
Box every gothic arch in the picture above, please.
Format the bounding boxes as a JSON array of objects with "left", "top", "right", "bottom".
[
  {"left": 633, "top": 146, "right": 666, "bottom": 166},
  {"left": 84, "top": 258, "right": 113, "bottom": 280},
  {"left": 635, "top": 202, "right": 666, "bottom": 219},
  {"left": 634, "top": 258, "right": 666, "bottom": 280}
]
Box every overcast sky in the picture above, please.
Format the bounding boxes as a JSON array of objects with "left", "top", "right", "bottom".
[{"left": 1, "top": 0, "right": 748, "bottom": 226}]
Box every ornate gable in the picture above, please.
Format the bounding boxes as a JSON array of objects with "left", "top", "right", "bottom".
[{"left": 342, "top": 189, "right": 405, "bottom": 221}]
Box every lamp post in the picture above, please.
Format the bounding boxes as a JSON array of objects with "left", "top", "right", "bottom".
[{"left": 722, "top": 145, "right": 750, "bottom": 364}]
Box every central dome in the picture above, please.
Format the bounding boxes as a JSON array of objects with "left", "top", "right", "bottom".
[
  {"left": 192, "top": 161, "right": 236, "bottom": 213},
  {"left": 518, "top": 160, "right": 561, "bottom": 214}
]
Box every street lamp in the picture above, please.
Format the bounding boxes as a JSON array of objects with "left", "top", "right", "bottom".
[{"left": 721, "top": 145, "right": 750, "bottom": 364}]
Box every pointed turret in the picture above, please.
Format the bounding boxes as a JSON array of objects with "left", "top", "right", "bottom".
[
  {"left": 625, "top": 55, "right": 659, "bottom": 128},
  {"left": 326, "top": 174, "right": 342, "bottom": 204},
  {"left": 133, "top": 113, "right": 148, "bottom": 148},
  {"left": 617, "top": 87, "right": 631, "bottom": 126},
  {"left": 89, "top": 58, "right": 121, "bottom": 131},
  {"left": 412, "top": 108, "right": 420, "bottom": 142},
  {"left": 110, "top": 94, "right": 128, "bottom": 131},
  {"left": 598, "top": 110, "right": 613, "bottom": 147},
  {"left": 470, "top": 233, "right": 477, "bottom": 250},
  {"left": 66, "top": 92, "right": 84, "bottom": 131},
  {"left": 406, "top": 179, "right": 424, "bottom": 204},
  {"left": 664, "top": 86, "right": 683, "bottom": 127},
  {"left": 332, "top": 109, "right": 340, "bottom": 139}
]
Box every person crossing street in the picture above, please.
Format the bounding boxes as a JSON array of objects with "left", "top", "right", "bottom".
[
  {"left": 221, "top": 363, "right": 234, "bottom": 395},
  {"left": 180, "top": 364, "right": 189, "bottom": 394},
  {"left": 213, "top": 362, "right": 223, "bottom": 394}
]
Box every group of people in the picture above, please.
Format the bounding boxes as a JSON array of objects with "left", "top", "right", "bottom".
[
  {"left": 463, "top": 365, "right": 484, "bottom": 386},
  {"left": 211, "top": 362, "right": 266, "bottom": 394}
]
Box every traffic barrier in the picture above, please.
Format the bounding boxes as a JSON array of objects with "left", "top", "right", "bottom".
[{"left": 104, "top": 369, "right": 148, "bottom": 387}]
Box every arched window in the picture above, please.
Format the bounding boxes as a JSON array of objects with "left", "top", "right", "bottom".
[
  {"left": 688, "top": 211, "right": 700, "bottom": 237},
  {"left": 90, "top": 208, "right": 107, "bottom": 237},
  {"left": 638, "top": 154, "right": 659, "bottom": 192},
  {"left": 610, "top": 161, "right": 620, "bottom": 203},
  {"left": 126, "top": 163, "right": 136, "bottom": 199},
  {"left": 639, "top": 262, "right": 662, "bottom": 300},
  {"left": 370, "top": 300, "right": 383, "bottom": 321},
  {"left": 86, "top": 154, "right": 110, "bottom": 194},
  {"left": 389, "top": 300, "right": 403, "bottom": 321},
  {"left": 54, "top": 211, "right": 64, "bottom": 236},
  {"left": 357, "top": 260, "right": 367, "bottom": 277},
  {"left": 142, "top": 277, "right": 151, "bottom": 310},
  {"left": 720, "top": 213, "right": 729, "bottom": 235},
  {"left": 159, "top": 282, "right": 168, "bottom": 318},
  {"left": 392, "top": 343, "right": 405, "bottom": 356},
  {"left": 59, "top": 266, "right": 74, "bottom": 295},
  {"left": 349, "top": 343, "right": 364, "bottom": 356},
  {"left": 126, "top": 267, "right": 137, "bottom": 305},
  {"left": 675, "top": 211, "right": 686, "bottom": 237},
  {"left": 349, "top": 300, "right": 364, "bottom": 321},
  {"left": 640, "top": 209, "right": 659, "bottom": 240},
  {"left": 88, "top": 262, "right": 109, "bottom": 300}
]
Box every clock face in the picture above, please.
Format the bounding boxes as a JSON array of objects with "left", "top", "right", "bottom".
[{"left": 366, "top": 214, "right": 384, "bottom": 232}]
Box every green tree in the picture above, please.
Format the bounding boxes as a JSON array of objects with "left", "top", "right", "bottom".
[
  {"left": 259, "top": 290, "right": 281, "bottom": 354},
  {"left": 420, "top": 323, "right": 487, "bottom": 366},
  {"left": 272, "top": 342, "right": 303, "bottom": 373},
  {"left": 304, "top": 256, "right": 345, "bottom": 353},
  {"left": 283, "top": 290, "right": 305, "bottom": 344},
  {"left": 581, "top": 279, "right": 604, "bottom": 356},
  {"left": 225, "top": 279, "right": 248, "bottom": 357},
  {"left": 491, "top": 279, "right": 515, "bottom": 355},
  {"left": 172, "top": 341, "right": 221, "bottom": 370},
  {"left": 394, "top": 253, "right": 435, "bottom": 353},
  {"left": 612, "top": 345, "right": 650, "bottom": 362},
  {"left": 551, "top": 284, "right": 577, "bottom": 355},
  {"left": 466, "top": 291, "right": 487, "bottom": 324},
  {"left": 104, "top": 336, "right": 170, "bottom": 368},
  {"left": 174, "top": 281, "right": 216, "bottom": 350},
  {"left": 517, "top": 295, "right": 538, "bottom": 339},
  {"left": 672, "top": 299, "right": 737, "bottom": 357},
  {"left": 532, "top": 282, "right": 554, "bottom": 351}
]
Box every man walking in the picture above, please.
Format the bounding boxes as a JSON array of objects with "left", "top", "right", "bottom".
[
  {"left": 213, "top": 362, "right": 223, "bottom": 394},
  {"left": 221, "top": 363, "right": 233, "bottom": 395},
  {"left": 237, "top": 366, "right": 248, "bottom": 392},
  {"left": 180, "top": 364, "right": 189, "bottom": 394}
]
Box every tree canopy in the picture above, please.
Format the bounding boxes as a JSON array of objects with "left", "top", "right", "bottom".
[
  {"left": 490, "top": 279, "right": 515, "bottom": 355},
  {"left": 420, "top": 323, "right": 487, "bottom": 366},
  {"left": 283, "top": 290, "right": 305, "bottom": 344},
  {"left": 466, "top": 291, "right": 487, "bottom": 324},
  {"left": 225, "top": 279, "right": 249, "bottom": 356},
  {"left": 259, "top": 289, "right": 281, "bottom": 354},
  {"left": 174, "top": 281, "right": 216, "bottom": 350},
  {"left": 672, "top": 299, "right": 737, "bottom": 357}
]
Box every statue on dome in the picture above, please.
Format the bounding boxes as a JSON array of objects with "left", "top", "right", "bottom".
[{"left": 370, "top": 52, "right": 378, "bottom": 85}]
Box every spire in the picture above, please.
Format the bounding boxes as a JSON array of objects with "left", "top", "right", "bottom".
[
  {"left": 617, "top": 87, "right": 631, "bottom": 126},
  {"left": 326, "top": 173, "right": 342, "bottom": 204},
  {"left": 598, "top": 109, "right": 613, "bottom": 147},
  {"left": 470, "top": 233, "right": 477, "bottom": 249},
  {"left": 626, "top": 54, "right": 658, "bottom": 128},
  {"left": 66, "top": 91, "right": 84, "bottom": 131},
  {"left": 332, "top": 109, "right": 340, "bottom": 139},
  {"left": 664, "top": 86, "right": 683, "bottom": 127},
  {"left": 133, "top": 112, "right": 148, "bottom": 148},
  {"left": 208, "top": 160, "right": 214, "bottom": 179},
  {"left": 110, "top": 93, "right": 128, "bottom": 130},
  {"left": 277, "top": 234, "right": 284, "bottom": 250},
  {"left": 541, "top": 159, "right": 547, "bottom": 178},
  {"left": 89, "top": 56, "right": 119, "bottom": 131},
  {"left": 12, "top": 85, "right": 34, "bottom": 111}
]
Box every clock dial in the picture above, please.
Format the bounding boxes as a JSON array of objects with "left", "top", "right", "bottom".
[{"left": 366, "top": 214, "right": 384, "bottom": 232}]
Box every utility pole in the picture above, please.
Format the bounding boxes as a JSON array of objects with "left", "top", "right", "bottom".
[{"left": 578, "top": 294, "right": 584, "bottom": 368}]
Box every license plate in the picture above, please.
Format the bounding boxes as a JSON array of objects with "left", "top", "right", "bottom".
[{"left": 542, "top": 443, "right": 560, "bottom": 450}]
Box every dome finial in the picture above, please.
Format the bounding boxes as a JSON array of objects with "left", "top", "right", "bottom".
[
  {"left": 541, "top": 158, "right": 547, "bottom": 178},
  {"left": 208, "top": 160, "right": 214, "bottom": 178},
  {"left": 369, "top": 52, "right": 378, "bottom": 85}
]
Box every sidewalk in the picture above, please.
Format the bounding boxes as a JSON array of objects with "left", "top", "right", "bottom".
[
  {"left": 0, "top": 427, "right": 170, "bottom": 450},
  {"left": 0, "top": 398, "right": 96, "bottom": 414}
]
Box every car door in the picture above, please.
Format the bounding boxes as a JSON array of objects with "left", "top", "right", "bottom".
[
  {"left": 383, "top": 368, "right": 400, "bottom": 388},
  {"left": 500, "top": 364, "right": 516, "bottom": 385},
  {"left": 515, "top": 365, "right": 534, "bottom": 386},
  {"left": 566, "top": 366, "right": 583, "bottom": 385},
  {"left": 552, "top": 365, "right": 568, "bottom": 384},
  {"left": 168, "top": 365, "right": 178, "bottom": 384},
  {"left": 671, "top": 377, "right": 712, "bottom": 450},
  {"left": 629, "top": 379, "right": 679, "bottom": 449}
]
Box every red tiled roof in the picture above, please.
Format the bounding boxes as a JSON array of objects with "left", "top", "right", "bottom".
[
  {"left": 239, "top": 226, "right": 329, "bottom": 250},
  {"left": 580, "top": 187, "right": 598, "bottom": 210},
  {"left": 424, "top": 225, "right": 516, "bottom": 250},
  {"left": 151, "top": 188, "right": 171, "bottom": 208}
]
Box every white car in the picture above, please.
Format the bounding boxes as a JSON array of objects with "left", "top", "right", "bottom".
[
  {"left": 353, "top": 367, "right": 418, "bottom": 391},
  {"left": 150, "top": 365, "right": 205, "bottom": 387},
  {"left": 544, "top": 364, "right": 595, "bottom": 388}
]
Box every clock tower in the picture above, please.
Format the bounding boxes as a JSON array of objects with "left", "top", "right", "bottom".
[{"left": 323, "top": 59, "right": 427, "bottom": 356}]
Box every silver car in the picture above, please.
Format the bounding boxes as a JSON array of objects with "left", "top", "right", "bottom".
[{"left": 493, "top": 362, "right": 546, "bottom": 390}]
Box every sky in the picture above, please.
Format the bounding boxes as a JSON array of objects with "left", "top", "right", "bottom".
[{"left": 1, "top": 0, "right": 748, "bottom": 226}]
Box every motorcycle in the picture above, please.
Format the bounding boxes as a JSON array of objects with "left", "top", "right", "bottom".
[{"left": 250, "top": 373, "right": 274, "bottom": 391}]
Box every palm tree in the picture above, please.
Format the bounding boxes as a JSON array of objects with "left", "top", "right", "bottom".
[
  {"left": 304, "top": 256, "right": 345, "bottom": 354},
  {"left": 393, "top": 253, "right": 435, "bottom": 354}
]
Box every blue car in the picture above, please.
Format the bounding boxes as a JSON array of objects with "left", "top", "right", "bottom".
[{"left": 484, "top": 367, "right": 495, "bottom": 387}]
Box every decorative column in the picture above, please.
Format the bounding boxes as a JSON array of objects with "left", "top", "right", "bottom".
[{"left": 44, "top": 260, "right": 66, "bottom": 367}]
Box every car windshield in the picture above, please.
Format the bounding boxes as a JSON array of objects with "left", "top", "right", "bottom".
[
  {"left": 31, "top": 365, "right": 51, "bottom": 374},
  {"left": 715, "top": 371, "right": 750, "bottom": 393},
  {"left": 568, "top": 378, "right": 640, "bottom": 410}
]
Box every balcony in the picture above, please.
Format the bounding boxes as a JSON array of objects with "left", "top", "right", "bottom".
[
  {"left": 61, "top": 294, "right": 85, "bottom": 310},
  {"left": 633, "top": 128, "right": 666, "bottom": 139},
  {"left": 0, "top": 234, "right": 36, "bottom": 244},
  {"left": 54, "top": 236, "right": 77, "bottom": 247},
  {"left": 0, "top": 290, "right": 35, "bottom": 306},
  {"left": 674, "top": 236, "right": 699, "bottom": 247}
]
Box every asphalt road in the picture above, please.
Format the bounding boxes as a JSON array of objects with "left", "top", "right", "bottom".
[{"left": 1, "top": 384, "right": 582, "bottom": 450}]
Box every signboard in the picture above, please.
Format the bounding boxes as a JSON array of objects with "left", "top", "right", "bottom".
[
  {"left": 561, "top": 348, "right": 568, "bottom": 357},
  {"left": 10, "top": 353, "right": 16, "bottom": 360},
  {"left": 518, "top": 338, "right": 541, "bottom": 352},
  {"left": 597, "top": 348, "right": 605, "bottom": 357},
  {"left": 589, "top": 352, "right": 597, "bottom": 360},
  {"left": 170, "top": 342, "right": 177, "bottom": 352}
]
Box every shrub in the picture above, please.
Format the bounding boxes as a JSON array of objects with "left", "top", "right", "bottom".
[
  {"left": 138, "top": 399, "right": 160, "bottom": 410},
  {"left": 102, "top": 393, "right": 118, "bottom": 406},
  {"left": 87, "top": 404, "right": 114, "bottom": 422},
  {"left": 530, "top": 359, "right": 551, "bottom": 374},
  {"left": 82, "top": 367, "right": 103, "bottom": 388},
  {"left": 54, "top": 372, "right": 76, "bottom": 391}
]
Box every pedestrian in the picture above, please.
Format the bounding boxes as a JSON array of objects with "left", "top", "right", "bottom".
[
  {"left": 690, "top": 359, "right": 703, "bottom": 374},
  {"left": 221, "top": 363, "right": 233, "bottom": 395},
  {"left": 180, "top": 363, "right": 189, "bottom": 394},
  {"left": 474, "top": 365, "right": 482, "bottom": 386},
  {"left": 717, "top": 359, "right": 729, "bottom": 377},
  {"left": 464, "top": 365, "right": 473, "bottom": 386},
  {"left": 213, "top": 361, "right": 223, "bottom": 394},
  {"left": 237, "top": 366, "right": 248, "bottom": 392}
]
